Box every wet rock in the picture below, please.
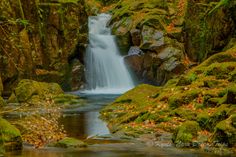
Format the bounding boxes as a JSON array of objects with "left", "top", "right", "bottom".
[
  {"left": 0, "top": 117, "right": 22, "bottom": 151},
  {"left": 173, "top": 121, "right": 200, "bottom": 147},
  {"left": 70, "top": 59, "right": 84, "bottom": 91},
  {"left": 53, "top": 94, "right": 84, "bottom": 105},
  {"left": 130, "top": 29, "right": 141, "bottom": 46},
  {"left": 124, "top": 54, "right": 144, "bottom": 76},
  {"left": 53, "top": 137, "right": 87, "bottom": 148},
  {"left": 8, "top": 79, "right": 63, "bottom": 103}
]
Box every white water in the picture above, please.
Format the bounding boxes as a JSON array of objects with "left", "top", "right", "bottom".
[{"left": 83, "top": 14, "right": 135, "bottom": 94}]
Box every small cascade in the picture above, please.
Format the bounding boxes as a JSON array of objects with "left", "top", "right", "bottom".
[{"left": 84, "top": 14, "right": 135, "bottom": 94}]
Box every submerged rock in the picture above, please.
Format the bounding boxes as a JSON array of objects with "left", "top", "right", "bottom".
[{"left": 53, "top": 137, "right": 87, "bottom": 148}]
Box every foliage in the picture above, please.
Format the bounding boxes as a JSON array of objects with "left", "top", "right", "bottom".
[
  {"left": 15, "top": 99, "right": 66, "bottom": 148},
  {"left": 16, "top": 19, "right": 29, "bottom": 27}
]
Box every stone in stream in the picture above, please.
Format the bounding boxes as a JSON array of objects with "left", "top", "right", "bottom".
[{"left": 53, "top": 137, "right": 87, "bottom": 148}]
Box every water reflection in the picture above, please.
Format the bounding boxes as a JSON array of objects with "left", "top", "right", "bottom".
[{"left": 60, "top": 112, "right": 109, "bottom": 139}]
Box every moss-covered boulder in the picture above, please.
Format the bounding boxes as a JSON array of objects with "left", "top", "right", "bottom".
[
  {"left": 212, "top": 115, "right": 236, "bottom": 147},
  {"left": 8, "top": 79, "right": 63, "bottom": 103},
  {"left": 0, "top": 97, "right": 6, "bottom": 106},
  {"left": 226, "top": 85, "right": 236, "bottom": 104},
  {"left": 53, "top": 137, "right": 87, "bottom": 148},
  {"left": 0, "top": 117, "right": 22, "bottom": 151},
  {"left": 173, "top": 121, "right": 200, "bottom": 147}
]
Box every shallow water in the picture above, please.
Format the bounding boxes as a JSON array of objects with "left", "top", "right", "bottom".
[{"left": 6, "top": 94, "right": 223, "bottom": 157}]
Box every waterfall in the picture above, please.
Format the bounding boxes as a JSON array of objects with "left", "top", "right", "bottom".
[{"left": 83, "top": 14, "right": 135, "bottom": 94}]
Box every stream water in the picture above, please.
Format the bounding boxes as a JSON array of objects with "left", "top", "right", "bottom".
[{"left": 6, "top": 94, "right": 221, "bottom": 157}]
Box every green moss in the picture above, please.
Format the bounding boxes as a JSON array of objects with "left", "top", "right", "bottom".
[
  {"left": 10, "top": 79, "right": 64, "bottom": 103},
  {"left": 177, "top": 73, "right": 197, "bottom": 86},
  {"left": 213, "top": 115, "right": 236, "bottom": 146},
  {"left": 226, "top": 84, "right": 236, "bottom": 104},
  {"left": 54, "top": 137, "right": 87, "bottom": 148},
  {"left": 0, "top": 97, "right": 6, "bottom": 106},
  {"left": 173, "top": 121, "right": 200, "bottom": 147},
  {"left": 114, "top": 84, "right": 160, "bottom": 107},
  {"left": 53, "top": 94, "right": 83, "bottom": 105},
  {"left": 207, "top": 104, "right": 231, "bottom": 131},
  {"left": 203, "top": 62, "right": 236, "bottom": 79},
  {"left": 174, "top": 108, "right": 197, "bottom": 121},
  {"left": 197, "top": 113, "right": 210, "bottom": 129},
  {"left": 0, "top": 117, "right": 22, "bottom": 151},
  {"left": 229, "top": 69, "right": 236, "bottom": 82},
  {"left": 168, "top": 89, "right": 200, "bottom": 109}
]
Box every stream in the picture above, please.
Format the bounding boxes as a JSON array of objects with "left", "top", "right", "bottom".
[{"left": 6, "top": 94, "right": 221, "bottom": 157}]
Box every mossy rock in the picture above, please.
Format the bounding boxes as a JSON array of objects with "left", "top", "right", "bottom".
[
  {"left": 203, "top": 62, "right": 236, "bottom": 79},
  {"left": 226, "top": 85, "right": 236, "bottom": 104},
  {"left": 196, "top": 112, "right": 210, "bottom": 129},
  {"left": 177, "top": 73, "right": 197, "bottom": 86},
  {"left": 54, "top": 137, "right": 87, "bottom": 148},
  {"left": 0, "top": 97, "right": 6, "bottom": 106},
  {"left": 212, "top": 115, "right": 236, "bottom": 147},
  {"left": 173, "top": 108, "right": 197, "bottom": 121},
  {"left": 168, "top": 89, "right": 200, "bottom": 109},
  {"left": 173, "top": 121, "right": 200, "bottom": 147},
  {"left": 207, "top": 104, "right": 231, "bottom": 131},
  {"left": 9, "top": 79, "right": 64, "bottom": 103},
  {"left": 113, "top": 84, "right": 160, "bottom": 107},
  {"left": 53, "top": 94, "right": 85, "bottom": 105},
  {"left": 0, "top": 117, "right": 22, "bottom": 151},
  {"left": 203, "top": 79, "right": 220, "bottom": 88}
]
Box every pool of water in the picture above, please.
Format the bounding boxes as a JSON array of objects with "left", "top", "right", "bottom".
[{"left": 6, "top": 94, "right": 223, "bottom": 157}]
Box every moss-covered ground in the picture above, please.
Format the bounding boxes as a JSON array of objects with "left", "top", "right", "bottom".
[{"left": 101, "top": 46, "right": 236, "bottom": 153}]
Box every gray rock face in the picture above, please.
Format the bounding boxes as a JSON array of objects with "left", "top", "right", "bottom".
[{"left": 140, "top": 25, "right": 164, "bottom": 50}]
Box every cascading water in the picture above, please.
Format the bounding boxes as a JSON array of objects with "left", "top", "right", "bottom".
[{"left": 84, "top": 14, "right": 135, "bottom": 94}]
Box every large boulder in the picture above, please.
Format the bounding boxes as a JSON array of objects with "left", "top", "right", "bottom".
[
  {"left": 140, "top": 25, "right": 164, "bottom": 50},
  {"left": 0, "top": 117, "right": 22, "bottom": 151},
  {"left": 213, "top": 115, "right": 236, "bottom": 147},
  {"left": 8, "top": 79, "right": 63, "bottom": 103},
  {"left": 173, "top": 121, "right": 200, "bottom": 147},
  {"left": 126, "top": 47, "right": 186, "bottom": 85}
]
